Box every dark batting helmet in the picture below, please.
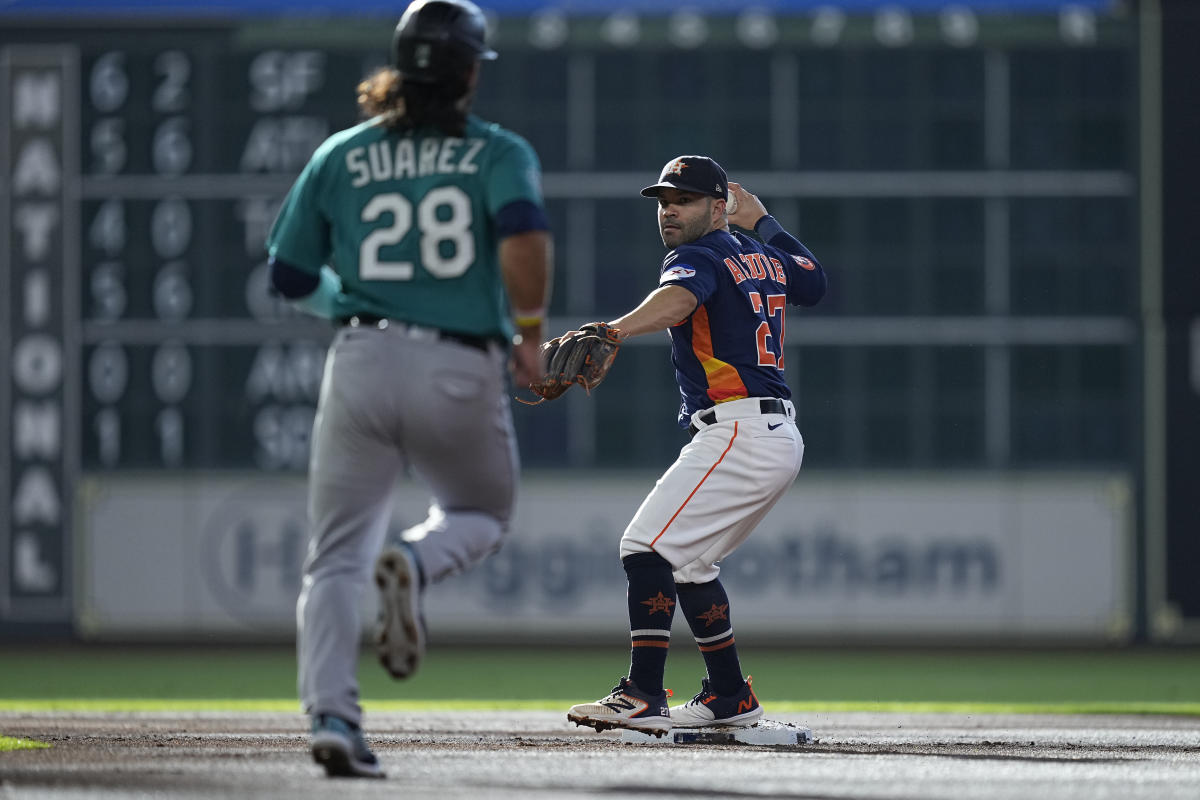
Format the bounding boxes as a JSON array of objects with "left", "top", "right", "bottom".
[{"left": 392, "top": 0, "right": 498, "bottom": 85}]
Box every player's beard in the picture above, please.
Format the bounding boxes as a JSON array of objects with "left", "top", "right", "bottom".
[{"left": 660, "top": 201, "right": 714, "bottom": 248}]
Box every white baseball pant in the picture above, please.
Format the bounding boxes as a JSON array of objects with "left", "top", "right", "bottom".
[{"left": 620, "top": 397, "right": 804, "bottom": 583}]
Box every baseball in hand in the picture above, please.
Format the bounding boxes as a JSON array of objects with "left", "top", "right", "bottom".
[{"left": 726, "top": 189, "right": 738, "bottom": 216}]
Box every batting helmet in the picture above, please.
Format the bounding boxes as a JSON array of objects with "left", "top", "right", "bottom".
[{"left": 392, "top": 0, "right": 498, "bottom": 85}]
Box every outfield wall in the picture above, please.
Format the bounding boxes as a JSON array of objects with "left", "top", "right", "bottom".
[{"left": 75, "top": 473, "right": 1133, "bottom": 643}]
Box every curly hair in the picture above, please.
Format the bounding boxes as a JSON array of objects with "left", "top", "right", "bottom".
[{"left": 356, "top": 67, "right": 471, "bottom": 137}]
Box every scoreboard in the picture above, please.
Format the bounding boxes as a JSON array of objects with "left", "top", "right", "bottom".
[
  {"left": 2, "top": 5, "right": 1136, "bottom": 474},
  {"left": 2, "top": 28, "right": 379, "bottom": 618},
  {"left": 5, "top": 37, "right": 365, "bottom": 476}
]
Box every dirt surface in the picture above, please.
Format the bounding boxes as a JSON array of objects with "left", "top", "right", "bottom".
[{"left": 2, "top": 710, "right": 1199, "bottom": 799}]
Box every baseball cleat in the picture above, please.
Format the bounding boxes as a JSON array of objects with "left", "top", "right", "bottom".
[
  {"left": 310, "top": 714, "right": 385, "bottom": 779},
  {"left": 374, "top": 544, "right": 426, "bottom": 680},
  {"left": 567, "top": 677, "right": 673, "bottom": 736},
  {"left": 669, "top": 676, "right": 764, "bottom": 728}
]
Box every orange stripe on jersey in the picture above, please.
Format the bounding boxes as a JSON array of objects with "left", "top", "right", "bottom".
[
  {"left": 690, "top": 305, "right": 748, "bottom": 404},
  {"left": 651, "top": 422, "right": 739, "bottom": 547}
]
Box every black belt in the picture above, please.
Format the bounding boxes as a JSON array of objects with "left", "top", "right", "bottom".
[
  {"left": 688, "top": 398, "right": 788, "bottom": 438},
  {"left": 339, "top": 315, "right": 495, "bottom": 353}
]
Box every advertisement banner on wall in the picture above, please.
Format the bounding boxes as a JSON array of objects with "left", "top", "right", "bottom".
[{"left": 75, "top": 472, "right": 1132, "bottom": 642}]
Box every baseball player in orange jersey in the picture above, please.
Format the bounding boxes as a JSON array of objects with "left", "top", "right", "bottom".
[{"left": 566, "top": 155, "right": 826, "bottom": 735}]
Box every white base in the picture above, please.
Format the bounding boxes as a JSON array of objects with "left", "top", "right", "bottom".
[{"left": 619, "top": 719, "right": 813, "bottom": 746}]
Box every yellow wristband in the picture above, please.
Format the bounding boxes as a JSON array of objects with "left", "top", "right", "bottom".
[{"left": 514, "top": 307, "right": 545, "bottom": 328}]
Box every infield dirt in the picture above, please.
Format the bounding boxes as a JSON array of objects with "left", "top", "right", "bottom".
[{"left": 1, "top": 710, "right": 1198, "bottom": 799}]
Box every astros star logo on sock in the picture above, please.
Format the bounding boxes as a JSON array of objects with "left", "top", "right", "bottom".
[
  {"left": 697, "top": 603, "right": 728, "bottom": 626},
  {"left": 641, "top": 592, "right": 676, "bottom": 614}
]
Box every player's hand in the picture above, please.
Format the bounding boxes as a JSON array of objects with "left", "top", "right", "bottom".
[
  {"left": 510, "top": 330, "right": 541, "bottom": 388},
  {"left": 727, "top": 181, "right": 768, "bottom": 230}
]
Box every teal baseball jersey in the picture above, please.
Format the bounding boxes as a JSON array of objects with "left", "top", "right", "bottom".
[{"left": 267, "top": 114, "right": 544, "bottom": 338}]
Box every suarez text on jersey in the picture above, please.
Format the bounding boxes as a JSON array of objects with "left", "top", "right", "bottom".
[{"left": 346, "top": 136, "right": 487, "bottom": 186}]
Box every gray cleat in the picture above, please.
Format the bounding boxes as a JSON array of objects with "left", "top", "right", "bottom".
[
  {"left": 374, "top": 544, "right": 426, "bottom": 679},
  {"left": 310, "top": 714, "right": 384, "bottom": 778}
]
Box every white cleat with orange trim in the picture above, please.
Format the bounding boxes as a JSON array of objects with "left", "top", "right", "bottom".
[{"left": 669, "top": 676, "right": 763, "bottom": 728}]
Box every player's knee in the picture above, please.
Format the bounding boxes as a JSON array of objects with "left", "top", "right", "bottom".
[
  {"left": 621, "top": 551, "right": 673, "bottom": 575},
  {"left": 476, "top": 512, "right": 507, "bottom": 549},
  {"left": 672, "top": 560, "right": 720, "bottom": 584},
  {"left": 618, "top": 529, "right": 656, "bottom": 562},
  {"left": 674, "top": 577, "right": 719, "bottom": 593},
  {"left": 676, "top": 578, "right": 720, "bottom": 597},
  {"left": 445, "top": 509, "right": 506, "bottom": 559}
]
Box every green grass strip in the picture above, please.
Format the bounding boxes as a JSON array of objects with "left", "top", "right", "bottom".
[
  {"left": 3, "top": 646, "right": 1200, "bottom": 714},
  {"left": 0, "top": 735, "right": 51, "bottom": 751},
  {"left": 1, "top": 699, "right": 1198, "bottom": 716}
]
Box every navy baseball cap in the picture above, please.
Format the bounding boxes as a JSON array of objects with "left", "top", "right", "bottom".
[{"left": 640, "top": 155, "right": 728, "bottom": 200}]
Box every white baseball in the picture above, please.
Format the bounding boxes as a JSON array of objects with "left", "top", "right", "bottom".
[{"left": 726, "top": 189, "right": 738, "bottom": 215}]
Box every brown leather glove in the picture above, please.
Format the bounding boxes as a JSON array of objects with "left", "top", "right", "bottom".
[{"left": 520, "top": 322, "right": 624, "bottom": 404}]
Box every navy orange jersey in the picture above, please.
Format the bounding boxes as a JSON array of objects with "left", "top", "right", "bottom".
[{"left": 658, "top": 216, "right": 826, "bottom": 426}]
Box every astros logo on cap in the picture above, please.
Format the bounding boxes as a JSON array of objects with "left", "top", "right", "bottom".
[{"left": 665, "top": 158, "right": 689, "bottom": 176}]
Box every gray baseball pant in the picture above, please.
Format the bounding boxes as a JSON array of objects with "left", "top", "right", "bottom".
[{"left": 296, "top": 324, "right": 518, "bottom": 725}]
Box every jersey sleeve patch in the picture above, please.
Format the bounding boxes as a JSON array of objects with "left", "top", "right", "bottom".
[
  {"left": 792, "top": 254, "right": 816, "bottom": 270},
  {"left": 660, "top": 245, "right": 719, "bottom": 304},
  {"left": 659, "top": 265, "right": 697, "bottom": 284}
]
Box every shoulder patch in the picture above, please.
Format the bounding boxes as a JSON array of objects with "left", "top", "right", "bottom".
[
  {"left": 792, "top": 255, "right": 816, "bottom": 271},
  {"left": 660, "top": 266, "right": 696, "bottom": 283}
]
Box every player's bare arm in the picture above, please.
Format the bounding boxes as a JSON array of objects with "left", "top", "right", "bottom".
[
  {"left": 500, "top": 229, "right": 553, "bottom": 387},
  {"left": 520, "top": 282, "right": 693, "bottom": 403},
  {"left": 520, "top": 284, "right": 692, "bottom": 403},
  {"left": 606, "top": 285, "right": 698, "bottom": 338}
]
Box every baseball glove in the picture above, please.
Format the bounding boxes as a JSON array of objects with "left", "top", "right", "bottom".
[{"left": 520, "top": 322, "right": 624, "bottom": 404}]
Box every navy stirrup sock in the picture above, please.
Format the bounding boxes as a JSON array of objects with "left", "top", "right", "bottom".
[
  {"left": 675, "top": 578, "right": 744, "bottom": 697},
  {"left": 622, "top": 551, "right": 676, "bottom": 696}
]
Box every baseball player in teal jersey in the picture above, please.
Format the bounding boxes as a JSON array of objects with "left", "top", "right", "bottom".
[
  {"left": 266, "top": 0, "right": 553, "bottom": 778},
  {"left": 564, "top": 155, "right": 826, "bottom": 736}
]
